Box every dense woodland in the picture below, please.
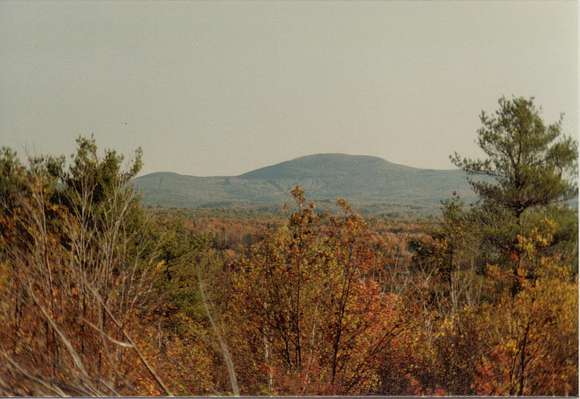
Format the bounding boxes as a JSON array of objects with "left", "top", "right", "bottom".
[{"left": 0, "top": 97, "right": 578, "bottom": 396}]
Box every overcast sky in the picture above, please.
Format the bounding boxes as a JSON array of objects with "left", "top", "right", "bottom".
[{"left": 0, "top": 1, "right": 577, "bottom": 176}]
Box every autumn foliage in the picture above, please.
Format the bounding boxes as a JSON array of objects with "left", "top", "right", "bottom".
[{"left": 0, "top": 102, "right": 577, "bottom": 397}]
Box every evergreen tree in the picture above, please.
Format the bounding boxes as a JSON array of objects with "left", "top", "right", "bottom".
[
  {"left": 451, "top": 96, "right": 577, "bottom": 217},
  {"left": 451, "top": 96, "right": 578, "bottom": 290}
]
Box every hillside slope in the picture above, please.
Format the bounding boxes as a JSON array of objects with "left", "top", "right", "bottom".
[{"left": 133, "top": 154, "right": 476, "bottom": 214}]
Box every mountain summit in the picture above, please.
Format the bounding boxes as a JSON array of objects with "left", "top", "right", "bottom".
[
  {"left": 240, "top": 154, "right": 413, "bottom": 179},
  {"left": 133, "top": 153, "right": 474, "bottom": 214}
]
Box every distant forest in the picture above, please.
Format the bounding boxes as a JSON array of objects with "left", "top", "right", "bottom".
[{"left": 0, "top": 97, "right": 577, "bottom": 396}]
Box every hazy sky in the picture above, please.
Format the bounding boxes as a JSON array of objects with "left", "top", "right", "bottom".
[{"left": 0, "top": 1, "right": 577, "bottom": 176}]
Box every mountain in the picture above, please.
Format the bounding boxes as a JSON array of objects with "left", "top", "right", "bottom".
[{"left": 132, "top": 154, "right": 476, "bottom": 215}]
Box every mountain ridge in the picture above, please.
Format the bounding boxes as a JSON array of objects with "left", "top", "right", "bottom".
[{"left": 133, "top": 153, "right": 475, "bottom": 215}]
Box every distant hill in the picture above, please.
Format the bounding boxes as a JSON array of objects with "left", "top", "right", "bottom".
[{"left": 132, "top": 154, "right": 476, "bottom": 216}]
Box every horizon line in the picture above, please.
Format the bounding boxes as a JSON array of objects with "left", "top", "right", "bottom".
[{"left": 137, "top": 152, "right": 461, "bottom": 179}]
